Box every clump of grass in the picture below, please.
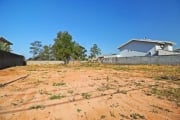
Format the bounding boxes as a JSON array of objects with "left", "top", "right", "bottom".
[
  {"left": 80, "top": 62, "right": 101, "bottom": 67},
  {"left": 49, "top": 94, "right": 66, "bottom": 100},
  {"left": 151, "top": 87, "right": 180, "bottom": 105},
  {"left": 29, "top": 105, "right": 45, "bottom": 110},
  {"left": 38, "top": 89, "right": 52, "bottom": 95},
  {"left": 81, "top": 93, "right": 91, "bottom": 99},
  {"left": 151, "top": 105, "right": 172, "bottom": 112},
  {"left": 119, "top": 114, "right": 129, "bottom": 119},
  {"left": 77, "top": 108, "right": 82, "bottom": 113},
  {"left": 100, "top": 115, "right": 106, "bottom": 119},
  {"left": 113, "top": 65, "right": 130, "bottom": 71},
  {"left": 130, "top": 113, "right": 145, "bottom": 119},
  {"left": 110, "top": 111, "right": 116, "bottom": 118},
  {"left": 53, "top": 81, "right": 66, "bottom": 86},
  {"left": 38, "top": 89, "right": 43, "bottom": 95},
  {"left": 155, "top": 75, "right": 179, "bottom": 81},
  {"left": 134, "top": 82, "right": 142, "bottom": 86},
  {"left": 117, "top": 90, "right": 127, "bottom": 94}
]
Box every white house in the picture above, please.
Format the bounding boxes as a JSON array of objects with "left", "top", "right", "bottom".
[{"left": 118, "top": 39, "right": 176, "bottom": 57}]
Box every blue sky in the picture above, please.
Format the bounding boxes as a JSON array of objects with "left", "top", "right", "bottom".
[{"left": 0, "top": 0, "right": 180, "bottom": 58}]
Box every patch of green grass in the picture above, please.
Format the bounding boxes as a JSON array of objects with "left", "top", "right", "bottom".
[
  {"left": 151, "top": 87, "right": 180, "bottom": 105},
  {"left": 119, "top": 114, "right": 129, "bottom": 119},
  {"left": 29, "top": 105, "right": 45, "bottom": 110},
  {"left": 38, "top": 89, "right": 43, "bottom": 95},
  {"left": 49, "top": 94, "right": 66, "bottom": 100},
  {"left": 155, "top": 75, "right": 179, "bottom": 81},
  {"left": 151, "top": 105, "right": 172, "bottom": 112},
  {"left": 113, "top": 65, "right": 130, "bottom": 71},
  {"left": 80, "top": 62, "right": 101, "bottom": 67},
  {"left": 77, "top": 108, "right": 82, "bottom": 113},
  {"left": 130, "top": 113, "right": 145, "bottom": 119},
  {"left": 81, "top": 92, "right": 91, "bottom": 99},
  {"left": 38, "top": 89, "right": 52, "bottom": 95},
  {"left": 53, "top": 81, "right": 66, "bottom": 86}
]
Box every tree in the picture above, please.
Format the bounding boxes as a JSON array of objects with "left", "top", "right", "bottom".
[
  {"left": 53, "top": 31, "right": 74, "bottom": 64},
  {"left": 0, "top": 43, "right": 11, "bottom": 52},
  {"left": 40, "top": 45, "right": 55, "bottom": 60},
  {"left": 29, "top": 41, "right": 42, "bottom": 59},
  {"left": 72, "top": 42, "right": 87, "bottom": 60},
  {"left": 53, "top": 31, "right": 87, "bottom": 64},
  {"left": 89, "top": 44, "right": 101, "bottom": 58}
]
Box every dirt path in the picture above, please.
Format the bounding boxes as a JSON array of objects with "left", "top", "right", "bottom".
[{"left": 0, "top": 64, "right": 179, "bottom": 120}]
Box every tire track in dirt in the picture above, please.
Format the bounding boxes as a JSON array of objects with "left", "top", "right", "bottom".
[{"left": 0, "top": 85, "right": 153, "bottom": 115}]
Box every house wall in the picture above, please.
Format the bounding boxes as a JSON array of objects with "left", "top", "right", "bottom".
[
  {"left": 164, "top": 44, "right": 173, "bottom": 51},
  {"left": 102, "top": 55, "right": 180, "bottom": 65},
  {"left": 0, "top": 50, "right": 25, "bottom": 69},
  {"left": 155, "top": 45, "right": 162, "bottom": 51},
  {"left": 119, "top": 41, "right": 157, "bottom": 57},
  {"left": 158, "top": 50, "right": 180, "bottom": 55}
]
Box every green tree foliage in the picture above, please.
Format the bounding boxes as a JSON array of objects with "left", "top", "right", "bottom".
[
  {"left": 40, "top": 45, "right": 55, "bottom": 60},
  {"left": 29, "top": 41, "right": 42, "bottom": 59},
  {"left": 53, "top": 31, "right": 73, "bottom": 64},
  {"left": 72, "top": 42, "right": 87, "bottom": 60},
  {"left": 90, "top": 44, "right": 101, "bottom": 58},
  {"left": 53, "top": 31, "right": 87, "bottom": 64},
  {"left": 0, "top": 43, "right": 11, "bottom": 52}
]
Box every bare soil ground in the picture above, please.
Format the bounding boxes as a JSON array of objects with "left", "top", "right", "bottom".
[{"left": 0, "top": 63, "right": 179, "bottom": 120}]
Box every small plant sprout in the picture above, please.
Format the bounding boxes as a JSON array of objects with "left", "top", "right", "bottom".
[
  {"left": 29, "top": 105, "right": 45, "bottom": 110},
  {"left": 130, "top": 113, "right": 145, "bottom": 119},
  {"left": 77, "top": 108, "right": 82, "bottom": 113},
  {"left": 110, "top": 111, "right": 116, "bottom": 118},
  {"left": 100, "top": 115, "right": 106, "bottom": 119},
  {"left": 53, "top": 81, "right": 66, "bottom": 86},
  {"left": 81, "top": 93, "right": 91, "bottom": 99},
  {"left": 49, "top": 94, "right": 66, "bottom": 100}
]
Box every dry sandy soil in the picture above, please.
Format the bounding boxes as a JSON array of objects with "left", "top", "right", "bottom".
[{"left": 0, "top": 63, "right": 179, "bottom": 120}]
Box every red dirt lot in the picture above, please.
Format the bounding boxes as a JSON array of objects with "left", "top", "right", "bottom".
[{"left": 0, "top": 63, "right": 179, "bottom": 120}]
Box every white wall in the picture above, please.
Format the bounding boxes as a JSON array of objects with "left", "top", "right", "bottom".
[
  {"left": 119, "top": 41, "right": 157, "bottom": 57},
  {"left": 155, "top": 45, "right": 162, "bottom": 51},
  {"left": 164, "top": 45, "right": 173, "bottom": 51},
  {"left": 103, "top": 55, "right": 180, "bottom": 65}
]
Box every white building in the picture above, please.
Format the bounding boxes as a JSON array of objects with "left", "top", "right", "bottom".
[{"left": 118, "top": 39, "right": 176, "bottom": 57}]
